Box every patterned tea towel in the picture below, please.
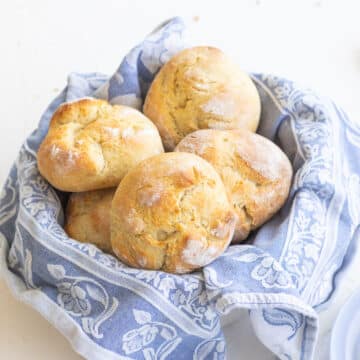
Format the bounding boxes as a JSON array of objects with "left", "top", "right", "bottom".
[{"left": 1, "top": 17, "right": 360, "bottom": 360}]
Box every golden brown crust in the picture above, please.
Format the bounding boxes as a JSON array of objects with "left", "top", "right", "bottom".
[
  {"left": 143, "top": 46, "right": 261, "bottom": 150},
  {"left": 111, "top": 152, "right": 237, "bottom": 273},
  {"left": 65, "top": 188, "right": 115, "bottom": 253},
  {"left": 37, "top": 98, "right": 164, "bottom": 192},
  {"left": 175, "top": 129, "right": 293, "bottom": 243}
]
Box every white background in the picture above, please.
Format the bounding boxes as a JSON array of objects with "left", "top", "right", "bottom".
[{"left": 0, "top": 0, "right": 359, "bottom": 359}]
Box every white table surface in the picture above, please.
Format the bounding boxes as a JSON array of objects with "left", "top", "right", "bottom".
[{"left": 1, "top": 0, "right": 359, "bottom": 359}]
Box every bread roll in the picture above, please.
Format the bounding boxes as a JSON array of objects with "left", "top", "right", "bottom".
[
  {"left": 175, "top": 129, "right": 292, "bottom": 243},
  {"left": 111, "top": 152, "right": 237, "bottom": 273},
  {"left": 37, "top": 99, "right": 164, "bottom": 192},
  {"left": 143, "top": 46, "right": 261, "bottom": 150},
  {"left": 65, "top": 188, "right": 115, "bottom": 253}
]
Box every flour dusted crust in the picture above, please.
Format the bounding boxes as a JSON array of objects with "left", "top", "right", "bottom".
[
  {"left": 37, "top": 99, "right": 164, "bottom": 192},
  {"left": 175, "top": 129, "right": 293, "bottom": 243},
  {"left": 111, "top": 152, "right": 237, "bottom": 273},
  {"left": 143, "top": 46, "right": 261, "bottom": 150},
  {"left": 65, "top": 188, "right": 115, "bottom": 253}
]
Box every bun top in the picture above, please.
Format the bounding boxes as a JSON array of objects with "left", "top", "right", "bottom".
[
  {"left": 65, "top": 188, "right": 115, "bottom": 253},
  {"left": 111, "top": 152, "right": 237, "bottom": 273},
  {"left": 175, "top": 129, "right": 293, "bottom": 242},
  {"left": 143, "top": 46, "right": 261, "bottom": 150},
  {"left": 37, "top": 98, "right": 164, "bottom": 192}
]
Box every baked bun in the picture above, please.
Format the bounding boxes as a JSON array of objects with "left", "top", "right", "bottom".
[
  {"left": 143, "top": 46, "right": 261, "bottom": 150},
  {"left": 37, "top": 99, "right": 164, "bottom": 192},
  {"left": 111, "top": 152, "right": 237, "bottom": 273},
  {"left": 175, "top": 129, "right": 292, "bottom": 243},
  {"left": 65, "top": 188, "right": 115, "bottom": 253}
]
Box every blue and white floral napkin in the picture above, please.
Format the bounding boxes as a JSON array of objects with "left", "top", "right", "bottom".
[{"left": 1, "top": 17, "right": 359, "bottom": 360}]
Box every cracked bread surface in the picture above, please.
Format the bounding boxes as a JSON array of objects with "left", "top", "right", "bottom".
[
  {"left": 65, "top": 188, "right": 115, "bottom": 253},
  {"left": 143, "top": 46, "right": 261, "bottom": 150},
  {"left": 37, "top": 98, "right": 164, "bottom": 192},
  {"left": 175, "top": 129, "right": 293, "bottom": 243},
  {"left": 111, "top": 152, "right": 237, "bottom": 274}
]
